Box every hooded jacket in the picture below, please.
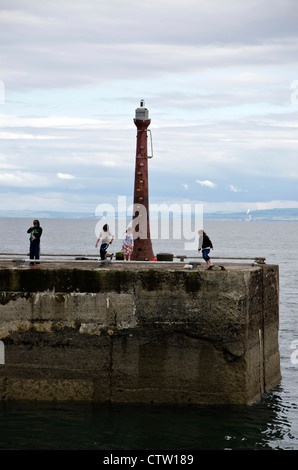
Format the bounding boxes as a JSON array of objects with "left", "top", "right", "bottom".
[{"left": 27, "top": 221, "right": 43, "bottom": 244}]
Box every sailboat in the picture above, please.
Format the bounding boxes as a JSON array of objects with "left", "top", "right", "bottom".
[{"left": 246, "top": 209, "right": 252, "bottom": 221}]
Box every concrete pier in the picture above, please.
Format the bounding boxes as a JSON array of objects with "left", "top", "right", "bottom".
[{"left": 0, "top": 261, "right": 281, "bottom": 404}]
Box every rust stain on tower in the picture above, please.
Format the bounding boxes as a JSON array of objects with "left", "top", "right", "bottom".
[{"left": 131, "top": 100, "right": 154, "bottom": 261}]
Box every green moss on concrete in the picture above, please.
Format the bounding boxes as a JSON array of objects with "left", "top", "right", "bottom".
[
  {"left": 184, "top": 271, "right": 202, "bottom": 293},
  {"left": 0, "top": 267, "right": 206, "bottom": 296},
  {"left": 0, "top": 268, "right": 135, "bottom": 293},
  {"left": 140, "top": 270, "right": 165, "bottom": 291}
]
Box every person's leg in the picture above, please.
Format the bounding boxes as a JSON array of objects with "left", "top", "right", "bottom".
[
  {"left": 202, "top": 248, "right": 211, "bottom": 265},
  {"left": 100, "top": 243, "right": 108, "bottom": 260},
  {"left": 206, "top": 249, "right": 213, "bottom": 266},
  {"left": 34, "top": 243, "right": 40, "bottom": 265},
  {"left": 29, "top": 243, "right": 34, "bottom": 265}
]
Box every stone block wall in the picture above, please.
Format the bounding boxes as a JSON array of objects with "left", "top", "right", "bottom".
[{"left": 0, "top": 264, "right": 281, "bottom": 404}]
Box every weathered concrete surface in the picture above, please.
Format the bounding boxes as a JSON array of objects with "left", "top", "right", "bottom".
[{"left": 0, "top": 262, "right": 281, "bottom": 404}]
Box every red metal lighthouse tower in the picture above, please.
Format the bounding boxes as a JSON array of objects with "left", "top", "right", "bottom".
[{"left": 131, "top": 100, "right": 154, "bottom": 261}]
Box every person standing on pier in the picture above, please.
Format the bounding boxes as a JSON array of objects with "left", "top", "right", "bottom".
[
  {"left": 121, "top": 227, "right": 134, "bottom": 261},
  {"left": 198, "top": 230, "right": 214, "bottom": 267},
  {"left": 27, "top": 220, "right": 43, "bottom": 265}
]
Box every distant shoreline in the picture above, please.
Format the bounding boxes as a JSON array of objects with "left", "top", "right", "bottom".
[{"left": 0, "top": 208, "right": 297, "bottom": 222}]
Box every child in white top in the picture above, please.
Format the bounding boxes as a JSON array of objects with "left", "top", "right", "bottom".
[{"left": 95, "top": 223, "right": 114, "bottom": 260}]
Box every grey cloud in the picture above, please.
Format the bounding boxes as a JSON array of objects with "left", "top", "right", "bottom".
[
  {"left": 3, "top": 0, "right": 298, "bottom": 45},
  {"left": 1, "top": 0, "right": 298, "bottom": 213},
  {"left": 1, "top": 0, "right": 298, "bottom": 90}
]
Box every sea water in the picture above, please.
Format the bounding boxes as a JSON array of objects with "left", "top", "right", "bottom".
[{"left": 0, "top": 218, "right": 297, "bottom": 450}]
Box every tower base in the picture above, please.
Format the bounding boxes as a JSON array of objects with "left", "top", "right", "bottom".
[{"left": 131, "top": 238, "right": 154, "bottom": 261}]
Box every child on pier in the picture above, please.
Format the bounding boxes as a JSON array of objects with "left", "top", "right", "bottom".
[{"left": 121, "top": 227, "right": 134, "bottom": 261}]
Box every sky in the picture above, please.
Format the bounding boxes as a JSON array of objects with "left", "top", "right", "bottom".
[{"left": 1, "top": 0, "right": 298, "bottom": 215}]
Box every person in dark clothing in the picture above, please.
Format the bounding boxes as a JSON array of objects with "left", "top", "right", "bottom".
[
  {"left": 27, "top": 220, "right": 42, "bottom": 265},
  {"left": 198, "top": 230, "right": 213, "bottom": 267}
]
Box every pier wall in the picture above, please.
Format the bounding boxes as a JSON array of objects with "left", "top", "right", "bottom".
[{"left": 0, "top": 264, "right": 281, "bottom": 404}]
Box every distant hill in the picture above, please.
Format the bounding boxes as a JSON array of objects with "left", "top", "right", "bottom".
[
  {"left": 0, "top": 210, "right": 96, "bottom": 219},
  {"left": 0, "top": 207, "right": 297, "bottom": 221},
  {"left": 203, "top": 208, "right": 298, "bottom": 221}
]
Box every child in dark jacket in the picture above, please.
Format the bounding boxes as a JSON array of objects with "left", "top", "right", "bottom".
[{"left": 27, "top": 220, "right": 42, "bottom": 265}]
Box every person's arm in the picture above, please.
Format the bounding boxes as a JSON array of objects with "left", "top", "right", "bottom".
[
  {"left": 198, "top": 235, "right": 203, "bottom": 251},
  {"left": 95, "top": 236, "right": 101, "bottom": 248}
]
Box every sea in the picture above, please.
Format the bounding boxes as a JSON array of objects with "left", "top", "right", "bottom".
[{"left": 0, "top": 217, "right": 297, "bottom": 452}]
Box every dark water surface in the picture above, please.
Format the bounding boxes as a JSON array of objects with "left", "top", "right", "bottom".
[
  {"left": 0, "top": 219, "right": 297, "bottom": 450},
  {"left": 0, "top": 396, "right": 291, "bottom": 450}
]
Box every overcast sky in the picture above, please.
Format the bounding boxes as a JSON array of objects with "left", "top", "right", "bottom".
[{"left": 1, "top": 0, "right": 298, "bottom": 215}]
